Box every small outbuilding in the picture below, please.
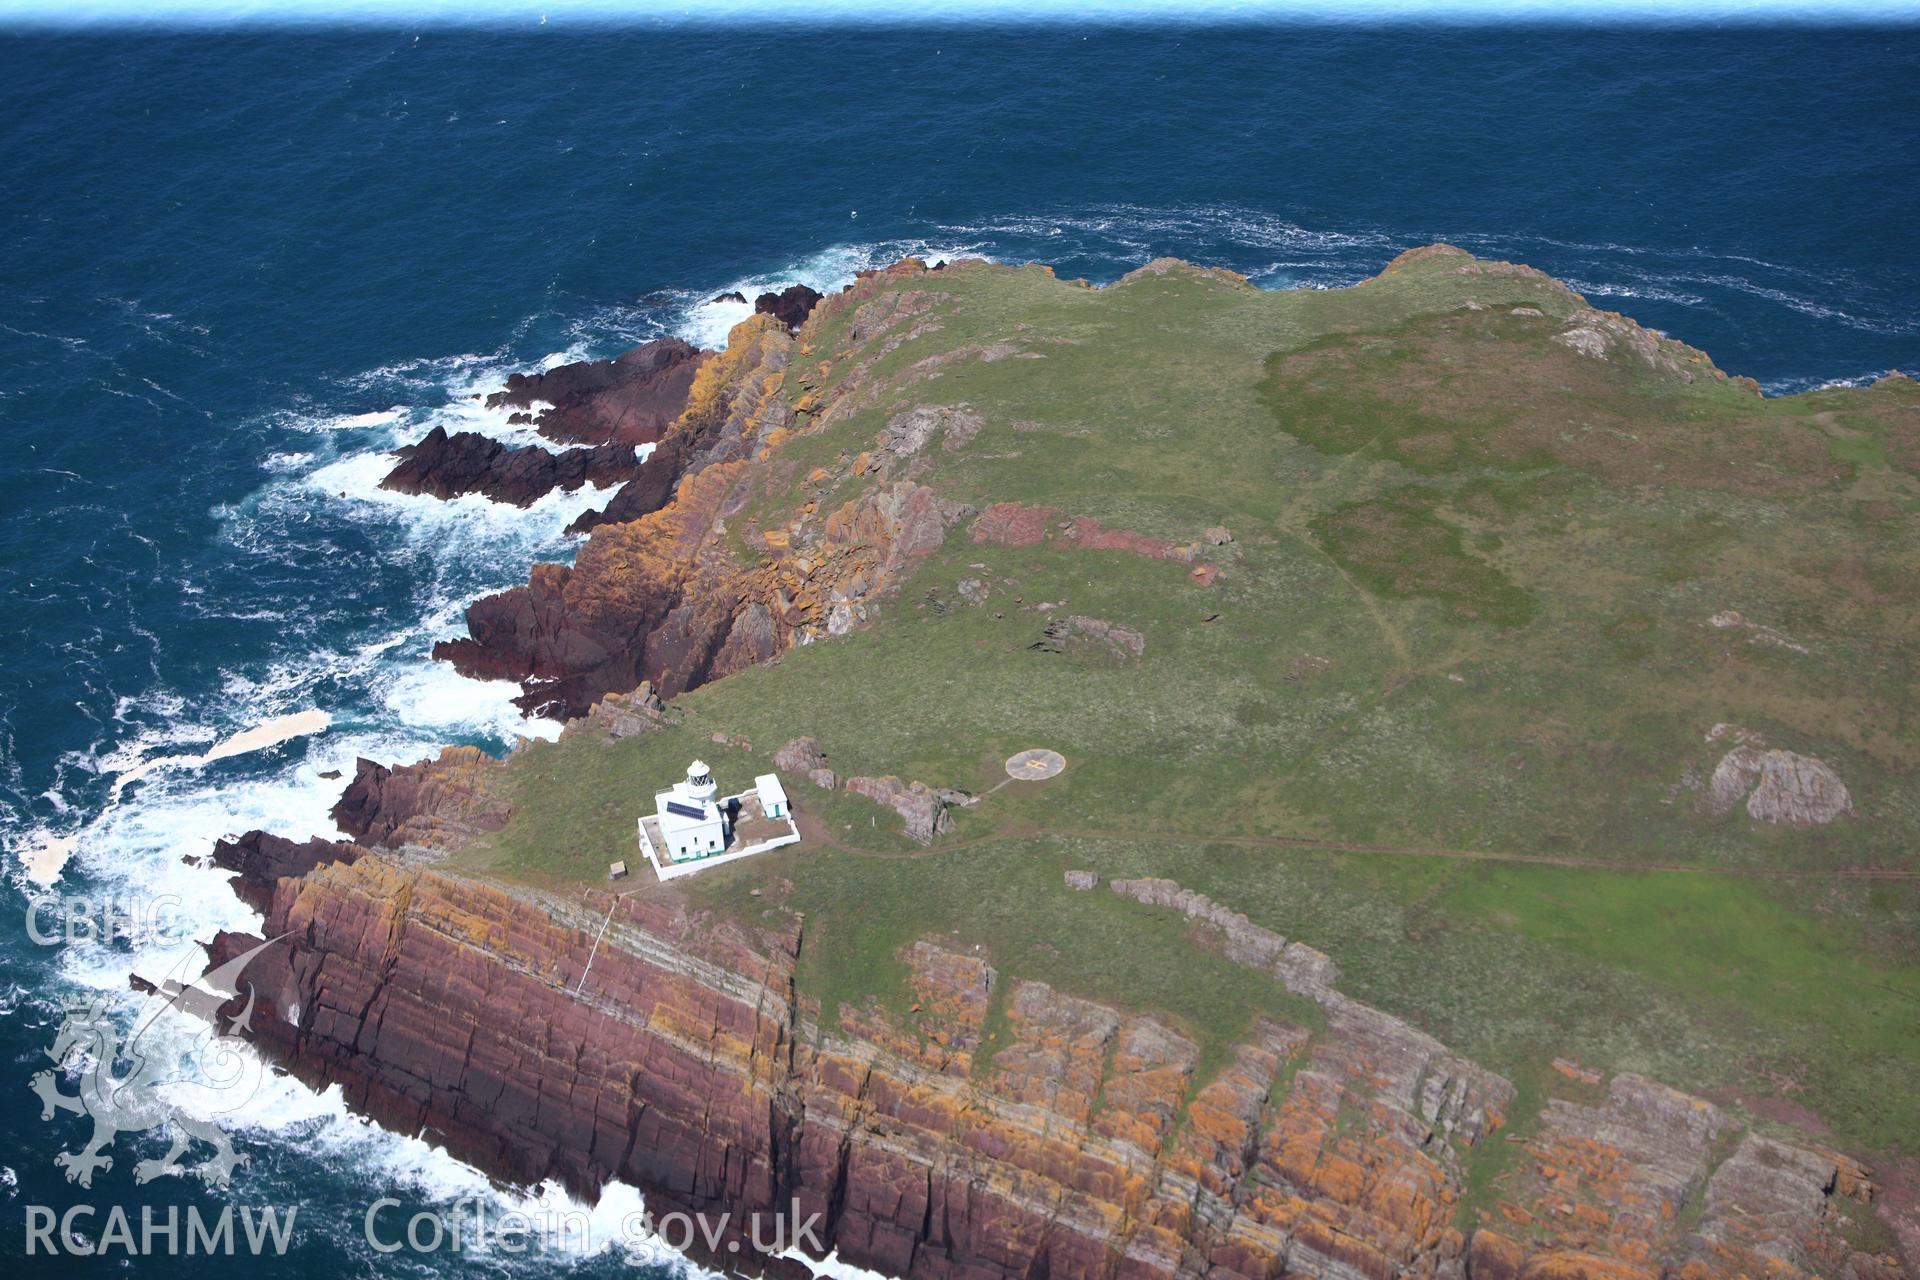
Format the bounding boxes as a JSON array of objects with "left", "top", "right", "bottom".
[{"left": 754, "top": 772, "right": 790, "bottom": 820}]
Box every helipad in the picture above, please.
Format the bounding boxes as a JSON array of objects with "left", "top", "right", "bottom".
[{"left": 1005, "top": 749, "right": 1066, "bottom": 781}]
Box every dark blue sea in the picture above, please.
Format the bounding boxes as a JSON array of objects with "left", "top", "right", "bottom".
[{"left": 1, "top": 18, "right": 1916, "bottom": 1277}]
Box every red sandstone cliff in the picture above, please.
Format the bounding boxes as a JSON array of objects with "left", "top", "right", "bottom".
[
  {"left": 234, "top": 256, "right": 1911, "bottom": 1278},
  {"left": 205, "top": 848, "right": 1903, "bottom": 1280},
  {"left": 432, "top": 262, "right": 988, "bottom": 719}
]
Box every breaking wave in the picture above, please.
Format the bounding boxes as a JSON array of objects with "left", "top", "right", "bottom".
[{"left": 2, "top": 213, "right": 1911, "bottom": 1278}]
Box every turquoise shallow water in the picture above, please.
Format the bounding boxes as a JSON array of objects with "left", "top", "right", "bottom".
[{"left": 0, "top": 20, "right": 1915, "bottom": 1276}]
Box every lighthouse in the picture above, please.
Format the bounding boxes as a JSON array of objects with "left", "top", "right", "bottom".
[
  {"left": 683, "top": 759, "right": 718, "bottom": 807},
  {"left": 637, "top": 757, "right": 802, "bottom": 878},
  {"left": 654, "top": 759, "right": 728, "bottom": 860}
]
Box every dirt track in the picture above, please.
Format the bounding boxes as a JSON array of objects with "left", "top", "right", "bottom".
[{"left": 798, "top": 809, "right": 1920, "bottom": 880}]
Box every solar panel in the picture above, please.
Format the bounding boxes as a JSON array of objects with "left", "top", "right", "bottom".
[{"left": 665, "top": 800, "right": 707, "bottom": 821}]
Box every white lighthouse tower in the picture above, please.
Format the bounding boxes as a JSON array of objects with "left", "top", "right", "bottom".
[
  {"left": 652, "top": 759, "right": 729, "bottom": 860},
  {"left": 683, "top": 759, "right": 718, "bottom": 808}
]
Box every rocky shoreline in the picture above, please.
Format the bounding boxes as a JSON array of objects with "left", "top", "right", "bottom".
[
  {"left": 202, "top": 828, "right": 1895, "bottom": 1280},
  {"left": 194, "top": 254, "right": 1914, "bottom": 1279}
]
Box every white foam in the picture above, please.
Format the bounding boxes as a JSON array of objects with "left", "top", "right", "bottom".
[
  {"left": 297, "top": 444, "right": 619, "bottom": 538},
  {"left": 782, "top": 1246, "right": 897, "bottom": 1280},
  {"left": 17, "top": 709, "right": 334, "bottom": 886},
  {"left": 677, "top": 239, "right": 988, "bottom": 350},
  {"left": 381, "top": 662, "right": 560, "bottom": 745},
  {"left": 13, "top": 273, "right": 923, "bottom": 1277},
  {"left": 110, "top": 709, "right": 331, "bottom": 804},
  {"left": 1677, "top": 272, "right": 1918, "bottom": 335},
  {"left": 329, "top": 408, "right": 404, "bottom": 429},
  {"left": 1563, "top": 277, "right": 1708, "bottom": 307}
]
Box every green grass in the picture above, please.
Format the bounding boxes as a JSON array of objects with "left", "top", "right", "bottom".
[
  {"left": 1311, "top": 485, "right": 1540, "bottom": 628},
  {"left": 451, "top": 250, "right": 1920, "bottom": 1153},
  {"left": 686, "top": 833, "right": 1328, "bottom": 1072}
]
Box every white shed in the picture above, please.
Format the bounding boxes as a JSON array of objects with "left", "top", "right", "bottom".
[{"left": 754, "top": 772, "right": 790, "bottom": 819}]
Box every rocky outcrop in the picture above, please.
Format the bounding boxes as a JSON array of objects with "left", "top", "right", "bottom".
[
  {"left": 201, "top": 854, "right": 1901, "bottom": 1280},
  {"left": 485, "top": 336, "right": 707, "bottom": 447},
  {"left": 1709, "top": 608, "right": 1810, "bottom": 654},
  {"left": 437, "top": 317, "right": 798, "bottom": 715},
  {"left": 329, "top": 746, "right": 513, "bottom": 850},
  {"left": 1115, "top": 257, "right": 1251, "bottom": 288},
  {"left": 1468, "top": 1097, "right": 1901, "bottom": 1280},
  {"left": 767, "top": 481, "right": 968, "bottom": 640},
  {"left": 562, "top": 434, "right": 685, "bottom": 535},
  {"left": 878, "top": 404, "right": 982, "bottom": 459},
  {"left": 1033, "top": 614, "right": 1145, "bottom": 659},
  {"left": 771, "top": 736, "right": 842, "bottom": 791},
  {"left": 842, "top": 775, "right": 957, "bottom": 844},
  {"left": 433, "top": 266, "right": 996, "bottom": 718},
  {"left": 435, "top": 460, "right": 755, "bottom": 717},
  {"left": 773, "top": 736, "right": 828, "bottom": 775},
  {"left": 1701, "top": 744, "right": 1855, "bottom": 826},
  {"left": 1111, "top": 876, "right": 1309, "bottom": 978},
  {"left": 558, "top": 683, "right": 668, "bottom": 742},
  {"left": 564, "top": 317, "right": 793, "bottom": 535},
  {"left": 754, "top": 283, "right": 823, "bottom": 331},
  {"left": 1109, "top": 877, "right": 1503, "bottom": 1142},
  {"left": 1553, "top": 307, "right": 1752, "bottom": 390},
  {"left": 380, "top": 427, "right": 639, "bottom": 506},
  {"left": 208, "top": 830, "right": 362, "bottom": 914},
  {"left": 1682, "top": 1136, "right": 1894, "bottom": 1280}
]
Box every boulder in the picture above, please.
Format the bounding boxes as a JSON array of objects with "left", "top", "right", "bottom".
[
  {"left": 774, "top": 736, "right": 829, "bottom": 775},
  {"left": 561, "top": 683, "right": 667, "bottom": 742},
  {"left": 1701, "top": 745, "right": 1854, "bottom": 826}
]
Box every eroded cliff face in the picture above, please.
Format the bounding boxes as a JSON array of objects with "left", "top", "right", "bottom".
[
  {"left": 206, "top": 848, "right": 1900, "bottom": 1280},
  {"left": 433, "top": 260, "right": 988, "bottom": 719},
  {"left": 246, "top": 254, "right": 1913, "bottom": 1278},
  {"left": 431, "top": 314, "right": 795, "bottom": 716}
]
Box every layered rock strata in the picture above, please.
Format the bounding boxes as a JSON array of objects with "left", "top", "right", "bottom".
[{"left": 204, "top": 855, "right": 1900, "bottom": 1280}]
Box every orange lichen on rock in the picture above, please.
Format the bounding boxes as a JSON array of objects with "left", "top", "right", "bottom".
[{"left": 205, "top": 844, "right": 1905, "bottom": 1280}]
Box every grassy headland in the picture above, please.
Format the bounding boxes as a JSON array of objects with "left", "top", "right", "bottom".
[{"left": 452, "top": 248, "right": 1920, "bottom": 1151}]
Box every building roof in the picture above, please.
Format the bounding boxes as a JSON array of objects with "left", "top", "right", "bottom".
[
  {"left": 754, "top": 773, "right": 789, "bottom": 809},
  {"left": 655, "top": 788, "right": 723, "bottom": 837}
]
